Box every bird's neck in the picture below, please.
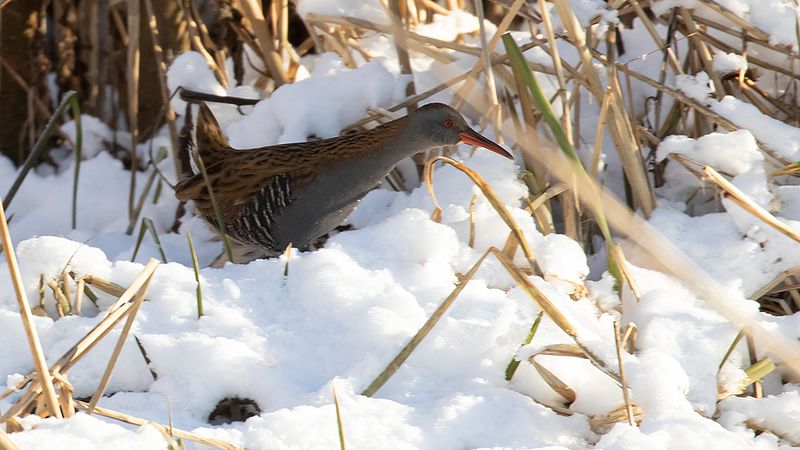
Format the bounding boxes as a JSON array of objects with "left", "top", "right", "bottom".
[{"left": 369, "top": 117, "right": 429, "bottom": 168}]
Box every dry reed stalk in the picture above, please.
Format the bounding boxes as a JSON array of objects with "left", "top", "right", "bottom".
[
  {"left": 387, "top": 0, "right": 417, "bottom": 111},
  {"left": 746, "top": 334, "right": 763, "bottom": 398},
  {"left": 82, "top": 275, "right": 126, "bottom": 298},
  {"left": 424, "top": 156, "right": 540, "bottom": 273},
  {"left": 697, "top": 0, "right": 769, "bottom": 41},
  {"left": 749, "top": 268, "right": 800, "bottom": 299},
  {"left": 332, "top": 386, "right": 347, "bottom": 450},
  {"left": 0, "top": 201, "right": 62, "bottom": 419},
  {"left": 103, "top": 262, "right": 160, "bottom": 317},
  {"left": 528, "top": 344, "right": 591, "bottom": 403},
  {"left": 53, "top": 372, "right": 74, "bottom": 418},
  {"left": 473, "top": 0, "right": 501, "bottom": 140},
  {"left": 0, "top": 428, "right": 20, "bottom": 450},
  {"left": 87, "top": 258, "right": 159, "bottom": 412},
  {"left": 690, "top": 14, "right": 798, "bottom": 63},
  {"left": 629, "top": 0, "right": 682, "bottom": 74},
  {"left": 679, "top": 11, "right": 726, "bottom": 100},
  {"left": 613, "top": 322, "right": 635, "bottom": 426},
  {"left": 362, "top": 244, "right": 588, "bottom": 397},
  {"left": 0, "top": 57, "right": 51, "bottom": 119},
  {"left": 699, "top": 165, "right": 800, "bottom": 244},
  {"left": 3, "top": 260, "right": 159, "bottom": 420},
  {"left": 468, "top": 194, "right": 478, "bottom": 247},
  {"left": 73, "top": 401, "right": 243, "bottom": 450},
  {"left": 589, "top": 404, "right": 644, "bottom": 433},
  {"left": 142, "top": 0, "right": 181, "bottom": 176},
  {"left": 591, "top": 89, "right": 613, "bottom": 179},
  {"left": 450, "top": 0, "right": 525, "bottom": 108},
  {"left": 73, "top": 277, "right": 85, "bottom": 315},
  {"left": 552, "top": 0, "right": 656, "bottom": 217},
  {"left": 47, "top": 279, "right": 70, "bottom": 317},
  {"left": 611, "top": 244, "right": 641, "bottom": 302},
  {"left": 537, "top": 0, "right": 573, "bottom": 142},
  {"left": 240, "top": 0, "right": 288, "bottom": 86},
  {"left": 304, "top": 14, "right": 480, "bottom": 56},
  {"left": 278, "top": 0, "right": 289, "bottom": 53},
  {"left": 525, "top": 183, "right": 568, "bottom": 235},
  {"left": 179, "top": 0, "right": 228, "bottom": 87},
  {"left": 694, "top": 28, "right": 798, "bottom": 78}
]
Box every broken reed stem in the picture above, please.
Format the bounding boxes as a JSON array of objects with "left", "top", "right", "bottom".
[
  {"left": 701, "top": 165, "right": 800, "bottom": 245},
  {"left": 0, "top": 199, "right": 62, "bottom": 419},
  {"left": 332, "top": 386, "right": 347, "bottom": 450},
  {"left": 88, "top": 259, "right": 159, "bottom": 413},
  {"left": 83, "top": 275, "right": 126, "bottom": 298},
  {"left": 74, "top": 401, "right": 243, "bottom": 450},
  {"left": 613, "top": 322, "right": 635, "bottom": 426},
  {"left": 468, "top": 194, "right": 478, "bottom": 247},
  {"left": 4, "top": 261, "right": 161, "bottom": 421},
  {"left": 424, "top": 156, "right": 540, "bottom": 274},
  {"left": 104, "top": 261, "right": 159, "bottom": 317},
  {"left": 74, "top": 278, "right": 85, "bottom": 315}
]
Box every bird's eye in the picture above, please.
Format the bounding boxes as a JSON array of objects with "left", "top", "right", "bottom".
[{"left": 443, "top": 119, "right": 454, "bottom": 128}]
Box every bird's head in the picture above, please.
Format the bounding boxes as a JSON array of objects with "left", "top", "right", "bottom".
[{"left": 409, "top": 103, "right": 513, "bottom": 159}]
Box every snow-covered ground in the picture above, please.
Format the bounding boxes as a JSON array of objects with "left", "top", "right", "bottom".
[{"left": 2, "top": 1, "right": 800, "bottom": 449}]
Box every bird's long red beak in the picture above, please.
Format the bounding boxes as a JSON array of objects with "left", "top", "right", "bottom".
[{"left": 459, "top": 129, "right": 513, "bottom": 159}]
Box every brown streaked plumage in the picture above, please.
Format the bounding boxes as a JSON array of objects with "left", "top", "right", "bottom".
[{"left": 175, "top": 102, "right": 512, "bottom": 263}]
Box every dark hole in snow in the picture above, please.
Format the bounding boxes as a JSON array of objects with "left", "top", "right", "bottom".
[{"left": 207, "top": 397, "right": 262, "bottom": 425}]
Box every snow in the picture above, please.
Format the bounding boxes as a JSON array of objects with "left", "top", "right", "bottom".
[
  {"left": 2, "top": 2, "right": 800, "bottom": 450},
  {"left": 674, "top": 72, "right": 800, "bottom": 161},
  {"left": 675, "top": 72, "right": 715, "bottom": 102},
  {"left": 225, "top": 61, "right": 399, "bottom": 146},
  {"left": 295, "top": 0, "right": 389, "bottom": 25},
  {"left": 713, "top": 53, "right": 748, "bottom": 76}
]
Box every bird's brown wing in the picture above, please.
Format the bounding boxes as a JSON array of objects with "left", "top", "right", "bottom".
[{"left": 175, "top": 144, "right": 323, "bottom": 223}]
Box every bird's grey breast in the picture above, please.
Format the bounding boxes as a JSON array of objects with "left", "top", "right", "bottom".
[{"left": 229, "top": 151, "right": 397, "bottom": 252}]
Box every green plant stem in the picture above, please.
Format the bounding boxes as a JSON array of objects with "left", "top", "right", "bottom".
[
  {"left": 501, "top": 34, "right": 622, "bottom": 287},
  {"left": 4, "top": 91, "right": 80, "bottom": 211},
  {"left": 505, "top": 311, "right": 544, "bottom": 381},
  {"left": 71, "top": 99, "right": 82, "bottom": 229}
]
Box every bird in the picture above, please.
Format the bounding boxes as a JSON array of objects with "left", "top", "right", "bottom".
[{"left": 175, "top": 101, "right": 513, "bottom": 265}]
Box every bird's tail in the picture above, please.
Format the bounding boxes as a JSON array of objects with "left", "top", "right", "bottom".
[{"left": 177, "top": 92, "right": 234, "bottom": 178}]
